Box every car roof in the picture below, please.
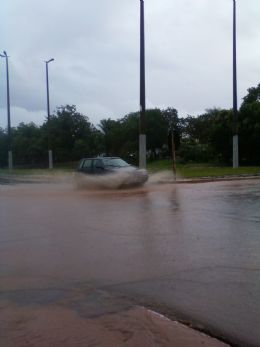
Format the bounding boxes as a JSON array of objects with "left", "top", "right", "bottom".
[{"left": 80, "top": 157, "right": 120, "bottom": 160}]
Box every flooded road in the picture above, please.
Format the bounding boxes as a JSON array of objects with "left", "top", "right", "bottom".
[{"left": 0, "top": 179, "right": 260, "bottom": 346}]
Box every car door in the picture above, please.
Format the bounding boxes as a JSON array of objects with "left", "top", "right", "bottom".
[
  {"left": 92, "top": 159, "right": 105, "bottom": 174},
  {"left": 81, "top": 159, "right": 93, "bottom": 174}
]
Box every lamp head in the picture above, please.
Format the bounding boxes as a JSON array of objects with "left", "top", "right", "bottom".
[{"left": 0, "top": 51, "right": 8, "bottom": 58}]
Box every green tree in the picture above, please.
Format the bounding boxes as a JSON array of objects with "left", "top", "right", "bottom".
[
  {"left": 0, "top": 128, "right": 8, "bottom": 167},
  {"left": 99, "top": 109, "right": 171, "bottom": 160},
  {"left": 12, "top": 122, "right": 45, "bottom": 165},
  {"left": 146, "top": 109, "right": 168, "bottom": 158},
  {"left": 118, "top": 112, "right": 139, "bottom": 161},
  {"left": 162, "top": 107, "right": 182, "bottom": 154},
  {"left": 181, "top": 109, "right": 232, "bottom": 163},
  {"left": 98, "top": 118, "right": 122, "bottom": 155},
  {"left": 44, "top": 105, "right": 100, "bottom": 162},
  {"left": 239, "top": 83, "right": 260, "bottom": 164}
]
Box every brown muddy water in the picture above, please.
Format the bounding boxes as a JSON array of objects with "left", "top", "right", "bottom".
[
  {"left": 1, "top": 304, "right": 229, "bottom": 347},
  {"left": 0, "top": 175, "right": 260, "bottom": 346}
]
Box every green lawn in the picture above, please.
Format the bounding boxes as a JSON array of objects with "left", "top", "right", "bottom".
[
  {"left": 0, "top": 161, "right": 78, "bottom": 175},
  {"left": 1, "top": 160, "right": 260, "bottom": 179},
  {"left": 147, "top": 160, "right": 260, "bottom": 178},
  {"left": 0, "top": 168, "right": 75, "bottom": 176}
]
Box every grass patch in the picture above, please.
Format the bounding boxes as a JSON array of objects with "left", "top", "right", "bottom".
[
  {"left": 1, "top": 160, "right": 260, "bottom": 179},
  {"left": 147, "top": 160, "right": 260, "bottom": 178},
  {"left": 0, "top": 161, "right": 78, "bottom": 175},
  {"left": 0, "top": 168, "right": 75, "bottom": 176}
]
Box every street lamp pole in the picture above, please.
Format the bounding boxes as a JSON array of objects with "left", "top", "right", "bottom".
[
  {"left": 0, "top": 51, "right": 12, "bottom": 170},
  {"left": 45, "top": 58, "right": 54, "bottom": 169},
  {"left": 139, "top": 0, "right": 146, "bottom": 169},
  {"left": 232, "top": 0, "right": 239, "bottom": 168}
]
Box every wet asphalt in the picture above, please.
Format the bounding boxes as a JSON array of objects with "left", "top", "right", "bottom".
[{"left": 0, "top": 178, "right": 260, "bottom": 346}]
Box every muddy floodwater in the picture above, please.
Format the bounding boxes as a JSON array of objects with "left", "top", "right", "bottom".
[{"left": 0, "top": 178, "right": 260, "bottom": 346}]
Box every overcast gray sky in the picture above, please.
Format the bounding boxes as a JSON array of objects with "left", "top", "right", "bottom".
[{"left": 1, "top": 0, "right": 260, "bottom": 128}]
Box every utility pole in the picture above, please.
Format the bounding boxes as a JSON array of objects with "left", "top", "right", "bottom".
[
  {"left": 45, "top": 58, "right": 54, "bottom": 169},
  {"left": 171, "top": 130, "right": 177, "bottom": 181},
  {"left": 0, "top": 51, "right": 12, "bottom": 170},
  {"left": 139, "top": 0, "right": 146, "bottom": 169},
  {"left": 232, "top": 0, "right": 239, "bottom": 168}
]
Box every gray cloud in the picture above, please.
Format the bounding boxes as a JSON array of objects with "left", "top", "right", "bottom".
[{"left": 1, "top": 0, "right": 260, "bottom": 128}]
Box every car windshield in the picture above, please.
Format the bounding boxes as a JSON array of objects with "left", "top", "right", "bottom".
[{"left": 103, "top": 158, "right": 130, "bottom": 168}]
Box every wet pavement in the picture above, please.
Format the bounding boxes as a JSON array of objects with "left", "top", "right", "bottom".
[{"left": 0, "top": 178, "right": 260, "bottom": 346}]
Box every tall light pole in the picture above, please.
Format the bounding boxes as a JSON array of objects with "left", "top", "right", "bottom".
[
  {"left": 139, "top": 0, "right": 146, "bottom": 169},
  {"left": 232, "top": 0, "right": 239, "bottom": 168},
  {"left": 0, "top": 51, "right": 13, "bottom": 170},
  {"left": 45, "top": 58, "right": 54, "bottom": 169}
]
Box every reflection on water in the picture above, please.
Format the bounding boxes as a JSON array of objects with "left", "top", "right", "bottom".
[{"left": 0, "top": 179, "right": 260, "bottom": 346}]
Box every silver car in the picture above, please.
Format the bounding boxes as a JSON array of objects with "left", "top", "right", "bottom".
[{"left": 76, "top": 157, "right": 148, "bottom": 188}]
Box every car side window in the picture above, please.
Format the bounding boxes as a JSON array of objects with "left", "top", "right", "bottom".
[
  {"left": 78, "top": 159, "right": 84, "bottom": 170},
  {"left": 93, "top": 159, "right": 104, "bottom": 169},
  {"left": 83, "top": 159, "right": 92, "bottom": 168}
]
